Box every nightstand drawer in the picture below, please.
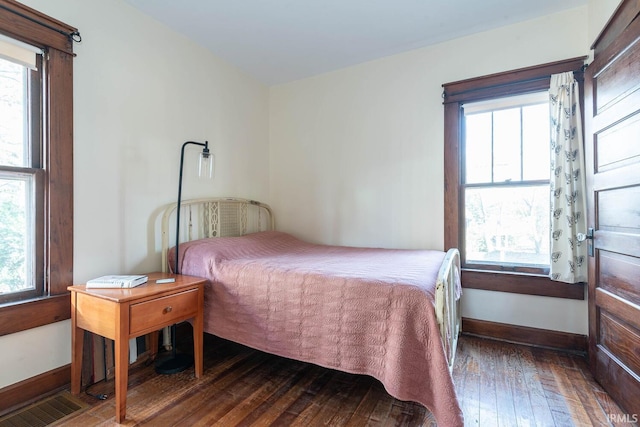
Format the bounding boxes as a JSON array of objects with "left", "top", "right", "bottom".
[{"left": 129, "top": 289, "right": 198, "bottom": 335}]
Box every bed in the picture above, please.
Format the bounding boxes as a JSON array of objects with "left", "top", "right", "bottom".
[{"left": 160, "top": 197, "right": 463, "bottom": 426}]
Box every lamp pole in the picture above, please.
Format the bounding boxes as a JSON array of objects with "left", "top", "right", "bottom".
[
  {"left": 175, "top": 140, "right": 210, "bottom": 275},
  {"left": 156, "top": 140, "right": 210, "bottom": 375}
]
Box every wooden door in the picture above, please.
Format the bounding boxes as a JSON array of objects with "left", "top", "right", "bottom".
[{"left": 584, "top": 0, "right": 640, "bottom": 417}]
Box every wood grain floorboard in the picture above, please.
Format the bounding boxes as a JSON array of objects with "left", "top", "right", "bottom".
[
  {"left": 477, "top": 338, "right": 498, "bottom": 426},
  {"left": 42, "top": 333, "right": 632, "bottom": 426},
  {"left": 492, "top": 345, "right": 517, "bottom": 427},
  {"left": 458, "top": 338, "right": 481, "bottom": 426}
]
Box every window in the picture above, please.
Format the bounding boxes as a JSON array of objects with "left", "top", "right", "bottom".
[
  {"left": 443, "top": 57, "right": 586, "bottom": 299},
  {"left": 463, "top": 93, "right": 550, "bottom": 272},
  {"left": 0, "top": 40, "right": 44, "bottom": 304},
  {"left": 0, "top": 1, "right": 77, "bottom": 336}
]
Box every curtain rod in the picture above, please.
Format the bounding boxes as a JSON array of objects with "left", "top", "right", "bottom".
[
  {"left": 442, "top": 58, "right": 587, "bottom": 104},
  {"left": 0, "top": 4, "right": 81, "bottom": 42}
]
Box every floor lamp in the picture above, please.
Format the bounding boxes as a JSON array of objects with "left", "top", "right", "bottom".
[{"left": 155, "top": 140, "right": 213, "bottom": 374}]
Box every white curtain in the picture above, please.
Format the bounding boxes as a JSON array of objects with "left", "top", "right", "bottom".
[{"left": 549, "top": 72, "right": 587, "bottom": 283}]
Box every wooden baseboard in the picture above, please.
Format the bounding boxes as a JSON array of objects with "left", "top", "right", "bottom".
[
  {"left": 0, "top": 336, "right": 157, "bottom": 417},
  {"left": 462, "top": 317, "right": 588, "bottom": 354},
  {"left": 0, "top": 364, "right": 71, "bottom": 416}
]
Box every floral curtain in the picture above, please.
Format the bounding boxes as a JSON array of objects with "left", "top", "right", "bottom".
[{"left": 549, "top": 71, "right": 587, "bottom": 283}]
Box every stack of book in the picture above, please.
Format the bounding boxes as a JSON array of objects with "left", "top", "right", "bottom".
[{"left": 86, "top": 275, "right": 148, "bottom": 289}]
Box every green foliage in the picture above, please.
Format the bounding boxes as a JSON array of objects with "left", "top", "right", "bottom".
[{"left": 0, "top": 183, "right": 26, "bottom": 292}]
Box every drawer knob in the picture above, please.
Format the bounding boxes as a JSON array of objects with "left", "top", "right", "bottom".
[{"left": 163, "top": 306, "right": 173, "bottom": 314}]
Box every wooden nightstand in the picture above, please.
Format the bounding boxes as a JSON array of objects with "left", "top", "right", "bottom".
[{"left": 68, "top": 273, "right": 205, "bottom": 423}]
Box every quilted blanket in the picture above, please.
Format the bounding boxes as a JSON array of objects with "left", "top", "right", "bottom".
[{"left": 171, "top": 231, "right": 463, "bottom": 426}]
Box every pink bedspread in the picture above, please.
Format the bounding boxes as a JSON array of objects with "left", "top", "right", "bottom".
[{"left": 171, "top": 231, "right": 463, "bottom": 426}]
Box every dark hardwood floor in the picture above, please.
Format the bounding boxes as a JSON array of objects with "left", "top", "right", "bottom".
[{"left": 45, "top": 332, "right": 631, "bottom": 426}]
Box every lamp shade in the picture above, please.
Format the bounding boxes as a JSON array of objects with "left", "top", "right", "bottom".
[{"left": 198, "top": 150, "right": 214, "bottom": 179}]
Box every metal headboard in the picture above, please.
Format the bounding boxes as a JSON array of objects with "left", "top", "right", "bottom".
[{"left": 161, "top": 197, "right": 274, "bottom": 272}]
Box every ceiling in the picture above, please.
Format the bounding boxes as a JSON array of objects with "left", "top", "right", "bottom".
[{"left": 123, "top": 0, "right": 587, "bottom": 85}]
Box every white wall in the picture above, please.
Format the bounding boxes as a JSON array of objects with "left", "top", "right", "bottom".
[
  {"left": 0, "top": 0, "right": 621, "bottom": 391},
  {"left": 0, "top": 0, "right": 269, "bottom": 389},
  {"left": 270, "top": 7, "right": 591, "bottom": 334}
]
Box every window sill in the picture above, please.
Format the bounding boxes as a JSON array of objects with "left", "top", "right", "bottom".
[
  {"left": 0, "top": 294, "right": 71, "bottom": 336},
  {"left": 462, "top": 269, "right": 585, "bottom": 300}
]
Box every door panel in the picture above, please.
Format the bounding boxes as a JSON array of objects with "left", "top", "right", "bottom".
[
  {"left": 585, "top": 0, "right": 640, "bottom": 417},
  {"left": 599, "top": 251, "right": 640, "bottom": 305},
  {"left": 596, "top": 289, "right": 640, "bottom": 334},
  {"left": 595, "top": 41, "right": 640, "bottom": 111},
  {"left": 596, "top": 113, "right": 640, "bottom": 172},
  {"left": 597, "top": 186, "right": 640, "bottom": 231},
  {"left": 599, "top": 311, "right": 640, "bottom": 374}
]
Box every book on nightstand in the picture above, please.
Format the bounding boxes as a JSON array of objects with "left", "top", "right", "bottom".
[{"left": 86, "top": 274, "right": 148, "bottom": 289}]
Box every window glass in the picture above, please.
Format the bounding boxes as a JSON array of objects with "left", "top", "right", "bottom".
[
  {"left": 464, "top": 113, "right": 492, "bottom": 184},
  {"left": 0, "top": 49, "right": 39, "bottom": 299},
  {"left": 0, "top": 173, "right": 35, "bottom": 294},
  {"left": 0, "top": 57, "right": 28, "bottom": 167},
  {"left": 522, "top": 103, "right": 550, "bottom": 180},
  {"left": 465, "top": 185, "right": 550, "bottom": 267},
  {"left": 492, "top": 108, "right": 521, "bottom": 182},
  {"left": 463, "top": 93, "right": 550, "bottom": 268}
]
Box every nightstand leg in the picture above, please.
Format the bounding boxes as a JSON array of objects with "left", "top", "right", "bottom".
[
  {"left": 193, "top": 317, "right": 203, "bottom": 378},
  {"left": 149, "top": 330, "right": 159, "bottom": 361},
  {"left": 115, "top": 336, "right": 129, "bottom": 423},
  {"left": 70, "top": 326, "right": 83, "bottom": 395},
  {"left": 193, "top": 286, "right": 204, "bottom": 378}
]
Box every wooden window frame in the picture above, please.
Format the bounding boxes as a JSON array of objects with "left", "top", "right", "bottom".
[
  {"left": 0, "top": 0, "right": 76, "bottom": 335},
  {"left": 443, "top": 57, "right": 586, "bottom": 300}
]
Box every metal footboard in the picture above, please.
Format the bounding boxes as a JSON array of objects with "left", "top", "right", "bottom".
[{"left": 435, "top": 248, "right": 462, "bottom": 372}]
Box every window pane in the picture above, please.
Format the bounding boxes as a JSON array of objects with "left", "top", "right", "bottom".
[
  {"left": 522, "top": 103, "right": 550, "bottom": 180},
  {"left": 465, "top": 185, "right": 550, "bottom": 267},
  {"left": 1, "top": 51, "right": 35, "bottom": 298},
  {"left": 0, "top": 174, "right": 34, "bottom": 294},
  {"left": 492, "top": 108, "right": 521, "bottom": 182},
  {"left": 0, "top": 57, "right": 29, "bottom": 168},
  {"left": 465, "top": 112, "right": 492, "bottom": 183}
]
